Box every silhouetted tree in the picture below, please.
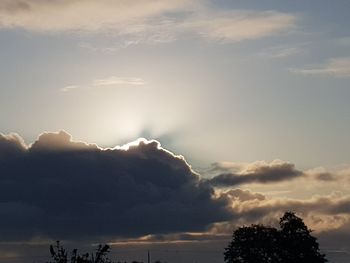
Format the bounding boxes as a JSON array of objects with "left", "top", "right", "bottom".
[
  {"left": 224, "top": 225, "right": 280, "bottom": 263},
  {"left": 279, "top": 212, "right": 327, "bottom": 263},
  {"left": 224, "top": 212, "right": 327, "bottom": 263},
  {"left": 47, "top": 241, "right": 113, "bottom": 263}
]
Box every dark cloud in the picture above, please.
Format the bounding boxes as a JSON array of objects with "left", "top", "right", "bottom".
[
  {"left": 0, "top": 133, "right": 26, "bottom": 157},
  {"left": 315, "top": 172, "right": 336, "bottom": 181},
  {"left": 318, "top": 222, "right": 350, "bottom": 250},
  {"left": 29, "top": 130, "right": 98, "bottom": 152},
  {"left": 0, "top": 131, "right": 231, "bottom": 241},
  {"left": 208, "top": 161, "right": 303, "bottom": 187}
]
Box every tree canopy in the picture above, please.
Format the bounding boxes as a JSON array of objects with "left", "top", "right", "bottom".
[{"left": 224, "top": 212, "right": 327, "bottom": 263}]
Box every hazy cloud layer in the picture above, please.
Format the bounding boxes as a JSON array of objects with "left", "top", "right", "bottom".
[
  {"left": 0, "top": 0, "right": 192, "bottom": 32},
  {"left": 208, "top": 160, "right": 303, "bottom": 187},
  {"left": 292, "top": 57, "right": 350, "bottom": 78},
  {"left": 182, "top": 10, "right": 296, "bottom": 43},
  {"left": 305, "top": 166, "right": 350, "bottom": 182},
  {"left": 258, "top": 44, "right": 305, "bottom": 59},
  {"left": 0, "top": 1, "right": 297, "bottom": 43},
  {"left": 108, "top": 189, "right": 350, "bottom": 246},
  {"left": 0, "top": 131, "right": 231, "bottom": 241},
  {"left": 208, "top": 189, "right": 350, "bottom": 240}
]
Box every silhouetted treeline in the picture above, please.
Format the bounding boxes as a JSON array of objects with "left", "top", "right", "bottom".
[
  {"left": 46, "top": 241, "right": 165, "bottom": 263},
  {"left": 46, "top": 212, "right": 327, "bottom": 263}
]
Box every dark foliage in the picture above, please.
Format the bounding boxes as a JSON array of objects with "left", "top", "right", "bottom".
[
  {"left": 47, "top": 241, "right": 113, "bottom": 263},
  {"left": 224, "top": 212, "right": 327, "bottom": 263},
  {"left": 46, "top": 242, "right": 166, "bottom": 263}
]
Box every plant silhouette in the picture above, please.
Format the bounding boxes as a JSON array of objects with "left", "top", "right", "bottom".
[
  {"left": 47, "top": 241, "right": 113, "bottom": 263},
  {"left": 224, "top": 212, "right": 327, "bottom": 263}
]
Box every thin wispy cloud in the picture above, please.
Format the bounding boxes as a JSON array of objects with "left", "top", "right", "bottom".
[
  {"left": 0, "top": 0, "right": 194, "bottom": 32},
  {"left": 93, "top": 77, "right": 146, "bottom": 86},
  {"left": 181, "top": 10, "right": 296, "bottom": 43},
  {"left": 61, "top": 85, "right": 79, "bottom": 92},
  {"left": 291, "top": 57, "right": 350, "bottom": 78},
  {"left": 258, "top": 45, "right": 304, "bottom": 59},
  {"left": 335, "top": 36, "right": 350, "bottom": 47},
  {"left": 78, "top": 42, "right": 121, "bottom": 53},
  {"left": 0, "top": 1, "right": 297, "bottom": 44},
  {"left": 61, "top": 76, "right": 146, "bottom": 92}
]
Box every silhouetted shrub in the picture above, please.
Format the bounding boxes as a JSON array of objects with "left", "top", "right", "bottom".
[{"left": 47, "top": 241, "right": 113, "bottom": 263}]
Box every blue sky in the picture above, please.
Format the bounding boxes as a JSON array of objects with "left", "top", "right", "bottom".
[{"left": 1, "top": 1, "right": 350, "bottom": 262}]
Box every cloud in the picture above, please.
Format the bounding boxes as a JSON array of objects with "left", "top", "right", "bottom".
[
  {"left": 0, "top": 131, "right": 231, "bottom": 241},
  {"left": 208, "top": 160, "right": 303, "bottom": 187},
  {"left": 61, "top": 85, "right": 79, "bottom": 92},
  {"left": 0, "top": 133, "right": 27, "bottom": 157},
  {"left": 28, "top": 130, "right": 98, "bottom": 151},
  {"left": 219, "top": 189, "right": 266, "bottom": 202},
  {"left": 291, "top": 57, "right": 350, "bottom": 78},
  {"left": 238, "top": 192, "right": 350, "bottom": 218},
  {"left": 0, "top": 0, "right": 193, "bottom": 32},
  {"left": 203, "top": 189, "right": 350, "bottom": 238},
  {"left": 318, "top": 221, "right": 350, "bottom": 251},
  {"left": 181, "top": 10, "right": 296, "bottom": 43},
  {"left": 315, "top": 172, "right": 336, "bottom": 181},
  {"left": 305, "top": 166, "right": 350, "bottom": 182},
  {"left": 94, "top": 189, "right": 350, "bottom": 244},
  {"left": 258, "top": 44, "right": 304, "bottom": 59},
  {"left": 3, "top": 131, "right": 349, "bottom": 256},
  {"left": 61, "top": 76, "right": 145, "bottom": 92},
  {"left": 93, "top": 77, "right": 146, "bottom": 87},
  {"left": 0, "top": 1, "right": 297, "bottom": 44}
]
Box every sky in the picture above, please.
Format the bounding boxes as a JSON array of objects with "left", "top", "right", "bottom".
[{"left": 0, "top": 0, "right": 350, "bottom": 262}]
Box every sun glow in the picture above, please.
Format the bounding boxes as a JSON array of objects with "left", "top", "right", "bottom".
[{"left": 114, "top": 137, "right": 157, "bottom": 151}]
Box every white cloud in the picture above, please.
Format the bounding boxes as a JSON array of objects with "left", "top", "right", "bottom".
[
  {"left": 0, "top": 0, "right": 194, "bottom": 32},
  {"left": 61, "top": 76, "right": 145, "bottom": 92},
  {"left": 292, "top": 57, "right": 350, "bottom": 78},
  {"left": 181, "top": 10, "right": 296, "bottom": 43},
  {"left": 61, "top": 85, "right": 79, "bottom": 92},
  {"left": 93, "top": 77, "right": 146, "bottom": 86},
  {"left": 0, "top": 1, "right": 297, "bottom": 44}
]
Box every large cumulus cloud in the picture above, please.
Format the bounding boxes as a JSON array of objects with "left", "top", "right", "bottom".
[{"left": 0, "top": 131, "right": 231, "bottom": 241}]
